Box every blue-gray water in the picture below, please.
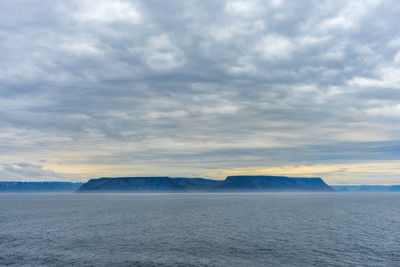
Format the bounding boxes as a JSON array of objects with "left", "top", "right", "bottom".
[{"left": 1, "top": 193, "right": 399, "bottom": 266}]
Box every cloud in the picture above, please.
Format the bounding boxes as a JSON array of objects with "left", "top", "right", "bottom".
[
  {"left": 224, "top": 0, "right": 261, "bottom": 17},
  {"left": 69, "top": 0, "right": 142, "bottom": 24},
  {"left": 212, "top": 161, "right": 400, "bottom": 185},
  {"left": 60, "top": 39, "right": 102, "bottom": 57},
  {"left": 349, "top": 67, "right": 400, "bottom": 89},
  {"left": 0, "top": 0, "right": 400, "bottom": 183},
  {"left": 366, "top": 104, "right": 400, "bottom": 118},
  {"left": 143, "top": 34, "right": 186, "bottom": 71},
  {"left": 303, "top": 0, "right": 382, "bottom": 33},
  {"left": 255, "top": 34, "right": 293, "bottom": 61},
  {"left": 0, "top": 162, "right": 70, "bottom": 181}
]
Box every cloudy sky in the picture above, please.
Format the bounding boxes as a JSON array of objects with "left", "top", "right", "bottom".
[{"left": 1, "top": 0, "right": 400, "bottom": 184}]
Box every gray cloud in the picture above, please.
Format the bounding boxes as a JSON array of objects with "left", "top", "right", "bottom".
[
  {"left": 0, "top": 162, "right": 70, "bottom": 181},
  {"left": 1, "top": 0, "right": 400, "bottom": 182}
]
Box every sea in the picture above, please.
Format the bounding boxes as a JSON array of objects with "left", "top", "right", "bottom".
[{"left": 0, "top": 193, "right": 399, "bottom": 266}]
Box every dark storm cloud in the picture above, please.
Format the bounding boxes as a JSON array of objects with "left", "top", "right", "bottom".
[{"left": 0, "top": 0, "right": 399, "bottom": 181}]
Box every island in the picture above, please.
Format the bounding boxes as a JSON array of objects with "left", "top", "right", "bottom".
[
  {"left": 0, "top": 182, "right": 83, "bottom": 192},
  {"left": 77, "top": 175, "right": 334, "bottom": 192},
  {"left": 332, "top": 185, "right": 400, "bottom": 192}
]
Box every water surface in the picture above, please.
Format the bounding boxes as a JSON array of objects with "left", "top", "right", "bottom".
[{"left": 1, "top": 193, "right": 399, "bottom": 266}]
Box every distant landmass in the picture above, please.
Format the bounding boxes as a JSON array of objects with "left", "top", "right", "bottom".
[
  {"left": 332, "top": 185, "right": 400, "bottom": 192},
  {"left": 3, "top": 179, "right": 400, "bottom": 193},
  {"left": 78, "top": 177, "right": 186, "bottom": 192},
  {"left": 77, "top": 175, "right": 334, "bottom": 192},
  {"left": 0, "top": 182, "right": 83, "bottom": 192}
]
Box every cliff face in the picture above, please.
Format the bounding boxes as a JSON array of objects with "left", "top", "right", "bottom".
[
  {"left": 0, "top": 182, "right": 83, "bottom": 192},
  {"left": 77, "top": 176, "right": 334, "bottom": 192},
  {"left": 215, "top": 176, "right": 334, "bottom": 192}
]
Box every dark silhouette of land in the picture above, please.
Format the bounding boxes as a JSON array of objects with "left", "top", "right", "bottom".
[
  {"left": 3, "top": 178, "right": 400, "bottom": 193},
  {"left": 77, "top": 175, "right": 334, "bottom": 192},
  {"left": 332, "top": 185, "right": 400, "bottom": 192},
  {"left": 0, "top": 182, "right": 83, "bottom": 192}
]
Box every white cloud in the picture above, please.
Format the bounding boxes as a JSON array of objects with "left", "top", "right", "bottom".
[
  {"left": 394, "top": 51, "right": 400, "bottom": 64},
  {"left": 200, "top": 105, "right": 239, "bottom": 115},
  {"left": 60, "top": 40, "right": 102, "bottom": 56},
  {"left": 0, "top": 162, "right": 69, "bottom": 181},
  {"left": 255, "top": 35, "right": 293, "bottom": 61},
  {"left": 292, "top": 85, "right": 318, "bottom": 92},
  {"left": 72, "top": 0, "right": 141, "bottom": 24},
  {"left": 366, "top": 104, "right": 400, "bottom": 118},
  {"left": 388, "top": 37, "right": 400, "bottom": 47},
  {"left": 225, "top": 0, "right": 260, "bottom": 17},
  {"left": 297, "top": 35, "right": 329, "bottom": 47},
  {"left": 319, "top": 0, "right": 381, "bottom": 32},
  {"left": 270, "top": 0, "right": 284, "bottom": 8},
  {"left": 349, "top": 67, "right": 400, "bottom": 89}
]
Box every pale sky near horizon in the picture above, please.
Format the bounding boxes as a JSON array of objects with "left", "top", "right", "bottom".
[{"left": 1, "top": 0, "right": 400, "bottom": 184}]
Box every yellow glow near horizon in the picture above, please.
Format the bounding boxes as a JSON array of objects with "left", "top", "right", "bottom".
[
  {"left": 206, "top": 162, "right": 400, "bottom": 184},
  {"left": 43, "top": 160, "right": 400, "bottom": 185}
]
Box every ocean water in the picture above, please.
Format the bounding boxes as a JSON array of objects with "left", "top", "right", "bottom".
[{"left": 0, "top": 193, "right": 399, "bottom": 266}]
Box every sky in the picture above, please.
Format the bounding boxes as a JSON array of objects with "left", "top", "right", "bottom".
[{"left": 1, "top": 0, "right": 400, "bottom": 184}]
